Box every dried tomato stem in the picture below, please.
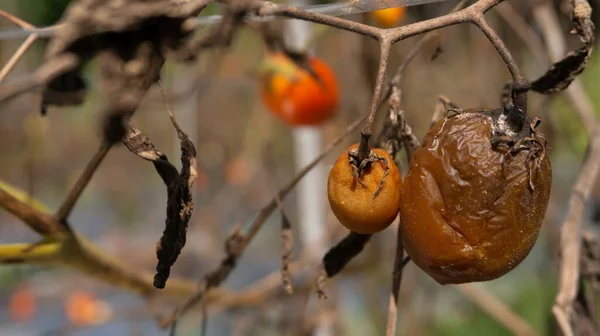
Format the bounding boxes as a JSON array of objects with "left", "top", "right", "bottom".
[
  {"left": 358, "top": 38, "right": 392, "bottom": 162},
  {"left": 471, "top": 14, "right": 529, "bottom": 132}
]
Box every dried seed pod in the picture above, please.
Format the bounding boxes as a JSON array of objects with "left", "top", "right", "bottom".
[{"left": 400, "top": 109, "right": 551, "bottom": 284}]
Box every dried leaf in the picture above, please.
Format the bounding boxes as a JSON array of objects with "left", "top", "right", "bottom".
[
  {"left": 530, "top": 0, "right": 595, "bottom": 94},
  {"left": 322, "top": 232, "right": 371, "bottom": 277},
  {"left": 122, "top": 121, "right": 197, "bottom": 289},
  {"left": 39, "top": 0, "right": 209, "bottom": 118},
  {"left": 122, "top": 126, "right": 179, "bottom": 185},
  {"left": 316, "top": 232, "right": 371, "bottom": 298},
  {"left": 41, "top": 68, "right": 87, "bottom": 115},
  {"left": 530, "top": 45, "right": 592, "bottom": 94}
]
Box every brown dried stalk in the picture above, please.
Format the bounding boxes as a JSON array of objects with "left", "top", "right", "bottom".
[
  {"left": 384, "top": 3, "right": 469, "bottom": 335},
  {"left": 554, "top": 128, "right": 600, "bottom": 336}
]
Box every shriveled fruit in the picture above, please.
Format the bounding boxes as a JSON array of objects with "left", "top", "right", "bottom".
[
  {"left": 259, "top": 51, "right": 339, "bottom": 126},
  {"left": 328, "top": 143, "right": 402, "bottom": 234},
  {"left": 400, "top": 109, "right": 552, "bottom": 284},
  {"left": 371, "top": 7, "right": 406, "bottom": 28}
]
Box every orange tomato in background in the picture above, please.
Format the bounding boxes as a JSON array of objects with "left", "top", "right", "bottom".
[
  {"left": 259, "top": 51, "right": 339, "bottom": 126},
  {"left": 371, "top": 7, "right": 407, "bottom": 28},
  {"left": 65, "top": 291, "right": 112, "bottom": 326},
  {"left": 9, "top": 284, "right": 37, "bottom": 323}
]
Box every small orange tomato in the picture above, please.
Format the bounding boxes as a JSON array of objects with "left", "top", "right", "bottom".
[
  {"left": 328, "top": 144, "right": 402, "bottom": 234},
  {"left": 259, "top": 51, "right": 339, "bottom": 126},
  {"left": 371, "top": 7, "right": 406, "bottom": 28}
]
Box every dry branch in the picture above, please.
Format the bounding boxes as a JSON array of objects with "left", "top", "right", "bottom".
[
  {"left": 554, "top": 127, "right": 600, "bottom": 336},
  {"left": 0, "top": 185, "right": 198, "bottom": 296},
  {"left": 383, "top": 4, "right": 469, "bottom": 335}
]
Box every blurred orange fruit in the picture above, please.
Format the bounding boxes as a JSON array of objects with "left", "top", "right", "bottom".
[
  {"left": 194, "top": 167, "right": 209, "bottom": 191},
  {"left": 9, "top": 284, "right": 37, "bottom": 323},
  {"left": 65, "top": 291, "right": 111, "bottom": 326},
  {"left": 224, "top": 157, "right": 251, "bottom": 186},
  {"left": 371, "top": 7, "right": 406, "bottom": 28},
  {"left": 259, "top": 51, "right": 339, "bottom": 126}
]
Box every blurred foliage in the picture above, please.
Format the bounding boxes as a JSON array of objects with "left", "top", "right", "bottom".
[
  {"left": 430, "top": 280, "right": 556, "bottom": 336},
  {"left": 18, "top": 0, "right": 71, "bottom": 26}
]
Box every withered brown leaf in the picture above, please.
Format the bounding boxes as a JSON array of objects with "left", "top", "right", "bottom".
[
  {"left": 123, "top": 120, "right": 197, "bottom": 289},
  {"left": 530, "top": 0, "right": 595, "bottom": 94}
]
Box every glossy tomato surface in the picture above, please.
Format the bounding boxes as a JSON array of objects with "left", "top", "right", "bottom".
[
  {"left": 400, "top": 112, "right": 552, "bottom": 284},
  {"left": 259, "top": 52, "right": 339, "bottom": 126},
  {"left": 328, "top": 144, "right": 402, "bottom": 234}
]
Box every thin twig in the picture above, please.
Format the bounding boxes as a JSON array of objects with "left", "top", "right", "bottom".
[
  {"left": 0, "top": 10, "right": 39, "bottom": 83},
  {"left": 553, "top": 127, "right": 600, "bottom": 336},
  {"left": 383, "top": 3, "right": 469, "bottom": 334},
  {"left": 0, "top": 9, "right": 35, "bottom": 29},
  {"left": 495, "top": 2, "right": 548, "bottom": 64},
  {"left": 0, "top": 53, "right": 79, "bottom": 103},
  {"left": 385, "top": 218, "right": 404, "bottom": 336},
  {"left": 55, "top": 141, "right": 112, "bottom": 223},
  {"left": 357, "top": 39, "right": 392, "bottom": 161},
  {"left": 0, "top": 33, "right": 38, "bottom": 83},
  {"left": 470, "top": 12, "right": 527, "bottom": 86}
]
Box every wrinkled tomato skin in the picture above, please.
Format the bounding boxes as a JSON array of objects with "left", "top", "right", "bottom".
[
  {"left": 400, "top": 112, "right": 552, "bottom": 284},
  {"left": 328, "top": 144, "right": 402, "bottom": 234},
  {"left": 260, "top": 52, "right": 339, "bottom": 126}
]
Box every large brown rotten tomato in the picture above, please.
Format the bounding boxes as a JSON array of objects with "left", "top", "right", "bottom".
[{"left": 400, "top": 108, "right": 551, "bottom": 284}]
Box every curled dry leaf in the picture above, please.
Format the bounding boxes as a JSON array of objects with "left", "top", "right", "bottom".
[
  {"left": 39, "top": 0, "right": 209, "bottom": 139},
  {"left": 123, "top": 122, "right": 197, "bottom": 289},
  {"left": 530, "top": 0, "right": 595, "bottom": 94},
  {"left": 316, "top": 232, "right": 371, "bottom": 297}
]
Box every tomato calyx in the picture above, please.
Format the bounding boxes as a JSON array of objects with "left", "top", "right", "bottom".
[
  {"left": 283, "top": 50, "right": 326, "bottom": 87},
  {"left": 259, "top": 50, "right": 325, "bottom": 85},
  {"left": 438, "top": 107, "right": 550, "bottom": 193},
  {"left": 347, "top": 147, "right": 390, "bottom": 198},
  {"left": 489, "top": 109, "right": 548, "bottom": 188}
]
